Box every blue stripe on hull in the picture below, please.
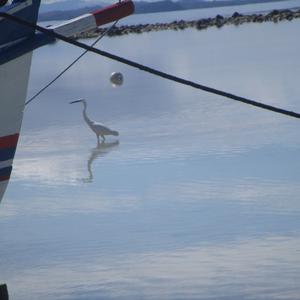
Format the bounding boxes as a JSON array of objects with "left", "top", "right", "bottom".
[
  {"left": 0, "top": 166, "right": 12, "bottom": 181},
  {"left": 0, "top": 166, "right": 12, "bottom": 177},
  {"left": 0, "top": 32, "right": 54, "bottom": 65},
  {"left": 0, "top": 0, "right": 41, "bottom": 49},
  {"left": 0, "top": 148, "right": 16, "bottom": 162}
]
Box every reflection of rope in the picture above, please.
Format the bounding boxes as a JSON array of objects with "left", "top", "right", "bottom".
[
  {"left": 2, "top": 12, "right": 300, "bottom": 120},
  {"left": 25, "top": 20, "right": 119, "bottom": 106}
]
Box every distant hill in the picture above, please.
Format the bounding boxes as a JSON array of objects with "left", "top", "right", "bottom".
[
  {"left": 132, "top": 0, "right": 184, "bottom": 14},
  {"left": 39, "top": 0, "right": 184, "bottom": 20},
  {"left": 38, "top": 0, "right": 291, "bottom": 21},
  {"left": 39, "top": 0, "right": 109, "bottom": 13}
]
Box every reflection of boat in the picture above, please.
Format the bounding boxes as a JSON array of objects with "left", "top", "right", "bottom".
[
  {"left": 0, "top": 0, "right": 134, "bottom": 203},
  {"left": 0, "top": 283, "right": 9, "bottom": 300}
]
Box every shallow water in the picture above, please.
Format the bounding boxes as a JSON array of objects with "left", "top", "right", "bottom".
[{"left": 1, "top": 11, "right": 300, "bottom": 300}]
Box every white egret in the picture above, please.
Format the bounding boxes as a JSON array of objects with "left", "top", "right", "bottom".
[{"left": 70, "top": 99, "right": 119, "bottom": 143}]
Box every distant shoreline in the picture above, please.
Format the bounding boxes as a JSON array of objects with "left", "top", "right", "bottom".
[
  {"left": 39, "top": 0, "right": 294, "bottom": 21},
  {"left": 74, "top": 8, "right": 300, "bottom": 39}
]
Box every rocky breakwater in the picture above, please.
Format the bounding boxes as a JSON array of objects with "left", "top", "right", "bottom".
[{"left": 75, "top": 8, "right": 300, "bottom": 39}]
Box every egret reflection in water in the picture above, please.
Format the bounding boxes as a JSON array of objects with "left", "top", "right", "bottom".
[{"left": 81, "top": 141, "right": 119, "bottom": 183}]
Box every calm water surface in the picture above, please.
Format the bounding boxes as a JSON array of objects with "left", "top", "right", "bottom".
[{"left": 0, "top": 10, "right": 300, "bottom": 300}]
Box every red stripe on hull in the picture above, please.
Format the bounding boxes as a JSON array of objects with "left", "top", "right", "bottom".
[
  {"left": 92, "top": 0, "right": 134, "bottom": 27},
  {"left": 0, "top": 175, "right": 10, "bottom": 182},
  {"left": 0, "top": 134, "right": 19, "bottom": 149}
]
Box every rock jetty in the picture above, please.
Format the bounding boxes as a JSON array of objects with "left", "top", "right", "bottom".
[{"left": 75, "top": 8, "right": 300, "bottom": 39}]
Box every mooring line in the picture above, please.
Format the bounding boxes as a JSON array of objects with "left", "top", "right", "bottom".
[
  {"left": 25, "top": 20, "right": 119, "bottom": 106},
  {"left": 1, "top": 12, "right": 300, "bottom": 119}
]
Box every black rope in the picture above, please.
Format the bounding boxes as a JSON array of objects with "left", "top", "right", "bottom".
[
  {"left": 25, "top": 20, "right": 119, "bottom": 106},
  {"left": 1, "top": 12, "right": 300, "bottom": 120}
]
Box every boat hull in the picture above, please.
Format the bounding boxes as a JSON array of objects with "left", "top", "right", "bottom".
[{"left": 0, "top": 52, "right": 32, "bottom": 200}]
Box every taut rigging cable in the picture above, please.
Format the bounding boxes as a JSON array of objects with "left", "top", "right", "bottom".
[
  {"left": 25, "top": 20, "right": 119, "bottom": 106},
  {"left": 1, "top": 12, "right": 300, "bottom": 120}
]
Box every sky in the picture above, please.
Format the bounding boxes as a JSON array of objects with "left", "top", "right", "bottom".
[
  {"left": 40, "top": 0, "right": 211, "bottom": 4},
  {"left": 41, "top": 0, "right": 162, "bottom": 3}
]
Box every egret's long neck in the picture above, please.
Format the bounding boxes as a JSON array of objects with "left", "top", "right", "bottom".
[{"left": 82, "top": 102, "right": 93, "bottom": 127}]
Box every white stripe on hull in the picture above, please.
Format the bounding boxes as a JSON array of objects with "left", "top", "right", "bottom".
[
  {"left": 0, "top": 52, "right": 32, "bottom": 137},
  {"left": 50, "top": 14, "right": 97, "bottom": 37},
  {"left": 0, "top": 37, "right": 27, "bottom": 50},
  {"left": 0, "top": 160, "right": 13, "bottom": 169}
]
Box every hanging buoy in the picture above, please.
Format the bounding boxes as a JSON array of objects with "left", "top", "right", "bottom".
[{"left": 110, "top": 72, "right": 124, "bottom": 87}]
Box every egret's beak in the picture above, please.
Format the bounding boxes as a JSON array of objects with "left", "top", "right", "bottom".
[{"left": 70, "top": 99, "right": 83, "bottom": 104}]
